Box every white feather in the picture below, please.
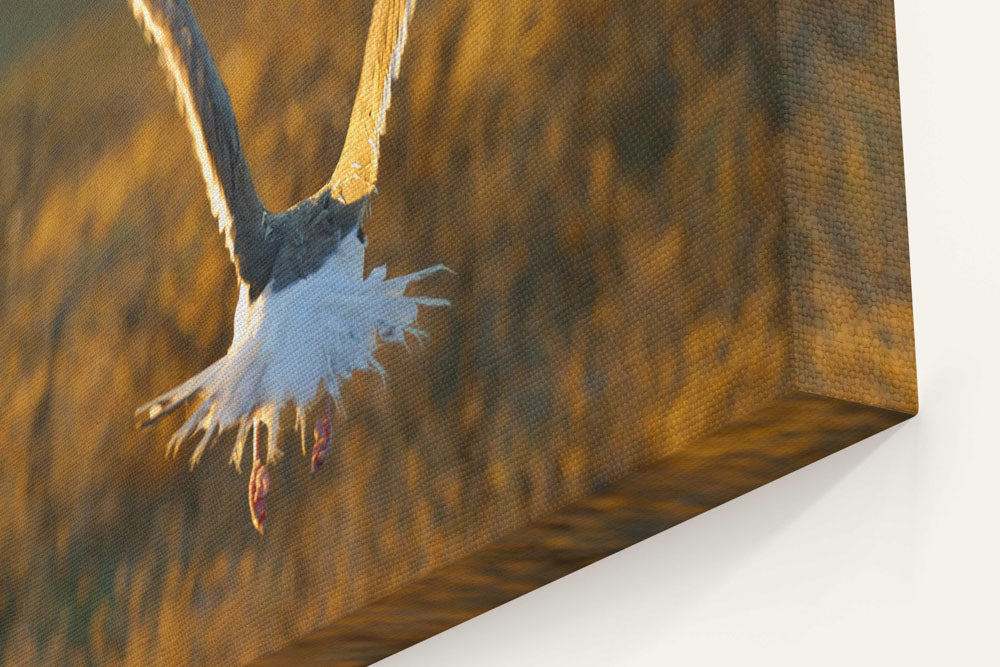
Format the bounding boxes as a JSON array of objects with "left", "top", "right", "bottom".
[{"left": 137, "top": 231, "right": 448, "bottom": 468}]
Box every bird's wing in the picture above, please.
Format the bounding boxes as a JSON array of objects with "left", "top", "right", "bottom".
[
  {"left": 132, "top": 0, "right": 272, "bottom": 286},
  {"left": 327, "top": 0, "right": 417, "bottom": 205}
]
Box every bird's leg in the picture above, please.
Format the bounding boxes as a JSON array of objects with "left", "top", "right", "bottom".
[
  {"left": 248, "top": 418, "right": 270, "bottom": 534},
  {"left": 311, "top": 394, "right": 333, "bottom": 475}
]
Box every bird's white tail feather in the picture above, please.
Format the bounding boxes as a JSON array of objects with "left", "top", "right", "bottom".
[{"left": 136, "top": 234, "right": 448, "bottom": 471}]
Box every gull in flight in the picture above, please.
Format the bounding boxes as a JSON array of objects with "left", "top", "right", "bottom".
[{"left": 131, "top": 0, "right": 447, "bottom": 533}]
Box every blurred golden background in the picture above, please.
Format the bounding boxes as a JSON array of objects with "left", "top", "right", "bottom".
[{"left": 0, "top": 0, "right": 888, "bottom": 663}]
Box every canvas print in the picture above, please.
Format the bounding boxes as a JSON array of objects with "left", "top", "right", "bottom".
[{"left": 1, "top": 0, "right": 916, "bottom": 664}]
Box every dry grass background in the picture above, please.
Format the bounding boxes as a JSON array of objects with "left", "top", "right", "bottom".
[{"left": 0, "top": 0, "right": 798, "bottom": 663}]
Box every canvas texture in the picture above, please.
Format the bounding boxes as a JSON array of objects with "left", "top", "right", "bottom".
[{"left": 0, "top": 0, "right": 914, "bottom": 664}]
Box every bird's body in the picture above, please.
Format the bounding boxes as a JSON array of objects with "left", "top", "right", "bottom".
[
  {"left": 138, "top": 213, "right": 447, "bottom": 469},
  {"left": 130, "top": 0, "right": 445, "bottom": 531}
]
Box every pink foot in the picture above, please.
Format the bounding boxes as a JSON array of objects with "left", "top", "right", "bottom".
[
  {"left": 311, "top": 407, "right": 332, "bottom": 475},
  {"left": 249, "top": 458, "right": 270, "bottom": 534}
]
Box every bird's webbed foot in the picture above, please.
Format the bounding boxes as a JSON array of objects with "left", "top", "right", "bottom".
[
  {"left": 248, "top": 419, "right": 270, "bottom": 533},
  {"left": 311, "top": 397, "right": 333, "bottom": 475},
  {"left": 249, "top": 459, "right": 270, "bottom": 534}
]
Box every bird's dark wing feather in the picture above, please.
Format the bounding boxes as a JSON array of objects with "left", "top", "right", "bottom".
[
  {"left": 327, "top": 0, "right": 417, "bottom": 205},
  {"left": 132, "top": 0, "right": 273, "bottom": 289}
]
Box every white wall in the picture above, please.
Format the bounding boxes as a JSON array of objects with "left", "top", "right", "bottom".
[{"left": 385, "top": 2, "right": 1000, "bottom": 665}]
